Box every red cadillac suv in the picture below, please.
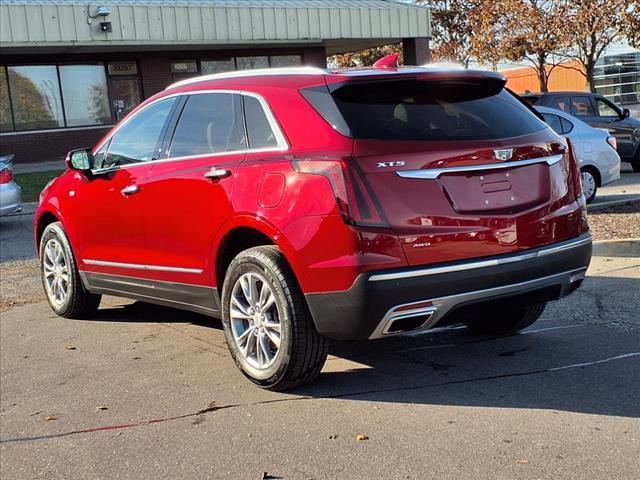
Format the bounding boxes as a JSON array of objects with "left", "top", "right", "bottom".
[{"left": 36, "top": 64, "right": 592, "bottom": 390}]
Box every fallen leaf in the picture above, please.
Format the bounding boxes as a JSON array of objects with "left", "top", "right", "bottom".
[
  {"left": 45, "top": 416, "right": 56, "bottom": 421},
  {"left": 355, "top": 433, "right": 369, "bottom": 441},
  {"left": 517, "top": 459, "right": 529, "bottom": 464},
  {"left": 96, "top": 405, "right": 108, "bottom": 411},
  {"left": 64, "top": 346, "right": 76, "bottom": 350}
]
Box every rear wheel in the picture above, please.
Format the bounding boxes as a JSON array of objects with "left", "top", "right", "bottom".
[
  {"left": 580, "top": 167, "right": 598, "bottom": 204},
  {"left": 221, "top": 246, "right": 328, "bottom": 391},
  {"left": 40, "top": 222, "right": 101, "bottom": 318},
  {"left": 464, "top": 302, "right": 546, "bottom": 336}
]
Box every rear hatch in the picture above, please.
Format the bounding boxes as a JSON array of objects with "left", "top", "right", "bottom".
[{"left": 302, "top": 71, "right": 585, "bottom": 266}]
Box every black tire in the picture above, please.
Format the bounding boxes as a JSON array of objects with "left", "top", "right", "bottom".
[
  {"left": 221, "top": 246, "right": 329, "bottom": 391},
  {"left": 632, "top": 151, "right": 640, "bottom": 173},
  {"left": 464, "top": 302, "right": 546, "bottom": 336},
  {"left": 580, "top": 167, "right": 598, "bottom": 204},
  {"left": 40, "top": 222, "right": 101, "bottom": 318}
]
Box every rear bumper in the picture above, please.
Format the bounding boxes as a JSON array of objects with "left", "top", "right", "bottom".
[
  {"left": 305, "top": 233, "right": 592, "bottom": 340},
  {"left": 0, "top": 183, "right": 22, "bottom": 216}
]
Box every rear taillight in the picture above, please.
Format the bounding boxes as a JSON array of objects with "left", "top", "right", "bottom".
[
  {"left": 606, "top": 136, "right": 617, "bottom": 151},
  {"left": 292, "top": 158, "right": 389, "bottom": 227},
  {"left": 0, "top": 167, "right": 12, "bottom": 184}
]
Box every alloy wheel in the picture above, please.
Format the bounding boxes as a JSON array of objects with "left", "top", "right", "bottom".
[
  {"left": 229, "top": 272, "right": 282, "bottom": 370},
  {"left": 42, "top": 238, "right": 70, "bottom": 307}
]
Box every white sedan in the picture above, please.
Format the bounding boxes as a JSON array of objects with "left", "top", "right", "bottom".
[{"left": 536, "top": 106, "right": 621, "bottom": 203}]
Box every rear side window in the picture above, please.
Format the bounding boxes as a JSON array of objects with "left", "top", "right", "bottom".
[
  {"left": 169, "top": 93, "right": 245, "bottom": 158},
  {"left": 542, "top": 113, "right": 574, "bottom": 135},
  {"left": 243, "top": 96, "right": 278, "bottom": 149},
  {"left": 542, "top": 113, "right": 563, "bottom": 134},
  {"left": 312, "top": 79, "right": 547, "bottom": 141}
]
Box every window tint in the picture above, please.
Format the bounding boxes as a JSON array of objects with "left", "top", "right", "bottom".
[
  {"left": 102, "top": 97, "right": 176, "bottom": 168},
  {"left": 542, "top": 113, "right": 563, "bottom": 134},
  {"left": 327, "top": 79, "right": 546, "bottom": 141},
  {"left": 595, "top": 98, "right": 619, "bottom": 117},
  {"left": 571, "top": 96, "right": 595, "bottom": 116},
  {"left": 548, "top": 96, "right": 570, "bottom": 113},
  {"left": 244, "top": 96, "right": 278, "bottom": 148},
  {"left": 169, "top": 93, "right": 245, "bottom": 158}
]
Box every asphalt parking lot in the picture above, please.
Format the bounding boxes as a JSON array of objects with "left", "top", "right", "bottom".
[{"left": 1, "top": 169, "right": 639, "bottom": 480}]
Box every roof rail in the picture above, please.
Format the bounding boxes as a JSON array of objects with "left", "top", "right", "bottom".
[{"left": 166, "top": 66, "right": 327, "bottom": 90}]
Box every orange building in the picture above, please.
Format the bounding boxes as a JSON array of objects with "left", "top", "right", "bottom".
[{"left": 502, "top": 60, "right": 587, "bottom": 94}]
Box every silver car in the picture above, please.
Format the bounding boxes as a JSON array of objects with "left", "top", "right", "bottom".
[
  {"left": 536, "top": 106, "right": 621, "bottom": 203},
  {"left": 0, "top": 154, "right": 22, "bottom": 216}
]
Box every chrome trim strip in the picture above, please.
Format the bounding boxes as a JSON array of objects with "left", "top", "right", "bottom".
[
  {"left": 82, "top": 259, "right": 203, "bottom": 274},
  {"left": 396, "top": 154, "right": 564, "bottom": 180},
  {"left": 370, "top": 268, "right": 578, "bottom": 339},
  {"left": 368, "top": 234, "right": 592, "bottom": 282}
]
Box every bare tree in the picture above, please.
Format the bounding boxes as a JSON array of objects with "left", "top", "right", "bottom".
[{"left": 564, "top": 0, "right": 634, "bottom": 92}]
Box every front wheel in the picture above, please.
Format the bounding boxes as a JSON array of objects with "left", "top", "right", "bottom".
[
  {"left": 40, "top": 222, "right": 101, "bottom": 318},
  {"left": 464, "top": 302, "right": 546, "bottom": 336},
  {"left": 221, "top": 246, "right": 328, "bottom": 391}
]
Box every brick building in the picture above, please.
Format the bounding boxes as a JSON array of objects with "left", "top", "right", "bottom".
[{"left": 0, "top": 0, "right": 432, "bottom": 164}]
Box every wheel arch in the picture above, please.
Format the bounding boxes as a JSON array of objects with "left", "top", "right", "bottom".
[
  {"left": 580, "top": 164, "right": 601, "bottom": 186},
  {"left": 213, "top": 216, "right": 306, "bottom": 292},
  {"left": 35, "top": 210, "right": 61, "bottom": 254}
]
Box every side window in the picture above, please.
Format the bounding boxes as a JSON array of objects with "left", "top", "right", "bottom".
[
  {"left": 595, "top": 98, "right": 620, "bottom": 118},
  {"left": 560, "top": 117, "right": 574, "bottom": 134},
  {"left": 542, "top": 113, "right": 563, "bottom": 134},
  {"left": 548, "top": 96, "right": 570, "bottom": 113},
  {"left": 93, "top": 140, "right": 110, "bottom": 168},
  {"left": 103, "top": 97, "right": 176, "bottom": 168},
  {"left": 571, "top": 96, "right": 595, "bottom": 117},
  {"left": 243, "top": 96, "right": 278, "bottom": 149},
  {"left": 169, "top": 93, "right": 245, "bottom": 158}
]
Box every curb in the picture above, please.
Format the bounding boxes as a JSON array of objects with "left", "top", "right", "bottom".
[
  {"left": 592, "top": 238, "right": 640, "bottom": 257},
  {"left": 588, "top": 197, "right": 640, "bottom": 211}
]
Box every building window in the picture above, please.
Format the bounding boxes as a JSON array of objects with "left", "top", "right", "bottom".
[
  {"left": 0, "top": 62, "right": 142, "bottom": 134},
  {"left": 270, "top": 55, "right": 302, "bottom": 67},
  {"left": 201, "top": 59, "right": 236, "bottom": 74},
  {"left": 60, "top": 64, "right": 111, "bottom": 127},
  {"left": 0, "top": 67, "right": 12, "bottom": 132},
  {"left": 236, "top": 56, "right": 269, "bottom": 70},
  {"left": 7, "top": 65, "right": 65, "bottom": 131},
  {"left": 594, "top": 52, "right": 640, "bottom": 107}
]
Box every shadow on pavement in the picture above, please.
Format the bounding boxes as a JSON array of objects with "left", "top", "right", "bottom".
[{"left": 90, "top": 275, "right": 640, "bottom": 419}]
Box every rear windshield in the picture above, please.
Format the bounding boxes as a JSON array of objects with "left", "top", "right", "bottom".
[{"left": 304, "top": 79, "right": 546, "bottom": 141}]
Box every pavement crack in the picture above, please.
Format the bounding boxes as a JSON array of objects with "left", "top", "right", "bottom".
[{"left": 2, "top": 352, "right": 638, "bottom": 445}]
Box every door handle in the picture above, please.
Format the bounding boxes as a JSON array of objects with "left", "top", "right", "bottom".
[
  {"left": 204, "top": 167, "right": 231, "bottom": 180},
  {"left": 120, "top": 184, "right": 139, "bottom": 196}
]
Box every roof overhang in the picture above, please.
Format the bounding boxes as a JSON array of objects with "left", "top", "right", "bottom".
[{"left": 0, "top": 1, "right": 431, "bottom": 55}]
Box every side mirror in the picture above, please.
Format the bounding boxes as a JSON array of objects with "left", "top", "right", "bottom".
[
  {"left": 622, "top": 108, "right": 630, "bottom": 119},
  {"left": 66, "top": 148, "right": 94, "bottom": 172}
]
